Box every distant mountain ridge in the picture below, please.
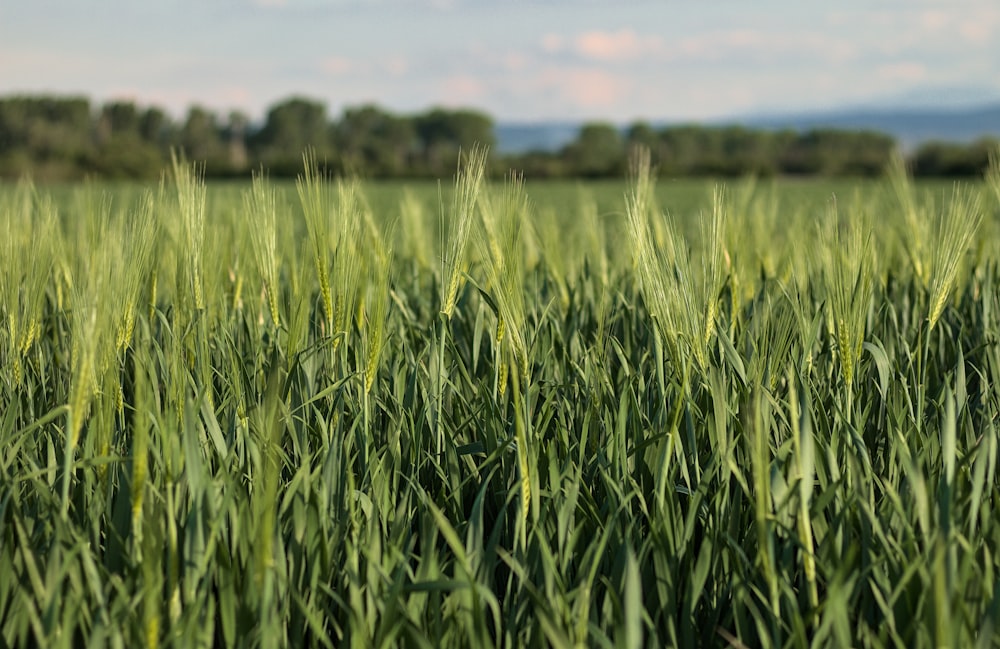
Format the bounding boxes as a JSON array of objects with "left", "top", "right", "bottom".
[
  {"left": 494, "top": 122, "right": 581, "bottom": 155},
  {"left": 495, "top": 102, "right": 1000, "bottom": 154}
]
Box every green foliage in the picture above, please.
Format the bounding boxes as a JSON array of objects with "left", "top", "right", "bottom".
[
  {"left": 1, "top": 153, "right": 999, "bottom": 648},
  {"left": 3, "top": 93, "right": 993, "bottom": 182},
  {"left": 564, "top": 122, "right": 626, "bottom": 177},
  {"left": 252, "top": 97, "right": 334, "bottom": 175},
  {"left": 912, "top": 138, "right": 999, "bottom": 177}
]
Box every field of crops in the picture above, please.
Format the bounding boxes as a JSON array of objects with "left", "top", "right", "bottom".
[{"left": 2, "top": 149, "right": 999, "bottom": 648}]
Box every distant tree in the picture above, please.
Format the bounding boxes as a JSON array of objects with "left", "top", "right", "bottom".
[
  {"left": 911, "top": 138, "right": 995, "bottom": 177},
  {"left": 657, "top": 126, "right": 706, "bottom": 176},
  {"left": 505, "top": 151, "right": 569, "bottom": 179},
  {"left": 138, "top": 107, "right": 173, "bottom": 148},
  {"left": 251, "top": 96, "right": 332, "bottom": 175},
  {"left": 176, "top": 106, "right": 228, "bottom": 171},
  {"left": 563, "top": 122, "right": 625, "bottom": 177},
  {"left": 223, "top": 111, "right": 250, "bottom": 173},
  {"left": 777, "top": 129, "right": 893, "bottom": 176},
  {"left": 778, "top": 131, "right": 826, "bottom": 175},
  {"left": 1, "top": 91, "right": 979, "bottom": 181},
  {"left": 626, "top": 121, "right": 657, "bottom": 148},
  {"left": 686, "top": 127, "right": 729, "bottom": 175},
  {"left": 715, "top": 126, "right": 778, "bottom": 176},
  {"left": 91, "top": 100, "right": 166, "bottom": 178},
  {"left": 625, "top": 121, "right": 658, "bottom": 169},
  {"left": 97, "top": 101, "right": 142, "bottom": 143},
  {"left": 336, "top": 104, "right": 417, "bottom": 176},
  {"left": 0, "top": 96, "right": 94, "bottom": 179},
  {"left": 414, "top": 108, "right": 495, "bottom": 176},
  {"left": 840, "top": 131, "right": 896, "bottom": 176},
  {"left": 92, "top": 136, "right": 164, "bottom": 179}
]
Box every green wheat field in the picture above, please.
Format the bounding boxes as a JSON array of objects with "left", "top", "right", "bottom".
[{"left": 2, "top": 149, "right": 999, "bottom": 648}]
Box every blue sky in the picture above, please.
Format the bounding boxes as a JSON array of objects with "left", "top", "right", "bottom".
[{"left": 2, "top": 0, "right": 998, "bottom": 123}]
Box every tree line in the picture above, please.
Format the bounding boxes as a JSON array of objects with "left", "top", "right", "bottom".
[{"left": 0, "top": 94, "right": 995, "bottom": 181}]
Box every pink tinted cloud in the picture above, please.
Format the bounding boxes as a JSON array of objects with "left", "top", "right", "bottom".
[
  {"left": 504, "top": 52, "right": 529, "bottom": 72},
  {"left": 382, "top": 56, "right": 409, "bottom": 76},
  {"left": 911, "top": 8, "right": 999, "bottom": 44},
  {"left": 955, "top": 10, "right": 1000, "bottom": 44},
  {"left": 676, "top": 28, "right": 856, "bottom": 64},
  {"left": 917, "top": 9, "right": 950, "bottom": 31},
  {"left": 545, "top": 27, "right": 857, "bottom": 67},
  {"left": 322, "top": 57, "right": 355, "bottom": 76},
  {"left": 322, "top": 55, "right": 409, "bottom": 78},
  {"left": 531, "top": 67, "right": 631, "bottom": 111},
  {"left": 213, "top": 86, "right": 253, "bottom": 108},
  {"left": 563, "top": 69, "right": 628, "bottom": 108},
  {"left": 541, "top": 29, "right": 662, "bottom": 62},
  {"left": 830, "top": 8, "right": 998, "bottom": 55},
  {"left": 439, "top": 74, "right": 487, "bottom": 104},
  {"left": 573, "top": 29, "right": 663, "bottom": 62},
  {"left": 877, "top": 62, "right": 927, "bottom": 83},
  {"left": 958, "top": 21, "right": 992, "bottom": 43},
  {"left": 541, "top": 33, "right": 564, "bottom": 53}
]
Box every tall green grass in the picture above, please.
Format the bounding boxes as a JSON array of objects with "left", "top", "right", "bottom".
[{"left": 1, "top": 149, "right": 998, "bottom": 648}]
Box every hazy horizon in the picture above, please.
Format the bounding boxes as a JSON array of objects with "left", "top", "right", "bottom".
[{"left": 3, "top": 1, "right": 999, "bottom": 124}]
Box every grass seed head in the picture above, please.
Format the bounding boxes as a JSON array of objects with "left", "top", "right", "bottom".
[
  {"left": 441, "top": 145, "right": 488, "bottom": 319},
  {"left": 298, "top": 149, "right": 335, "bottom": 332}
]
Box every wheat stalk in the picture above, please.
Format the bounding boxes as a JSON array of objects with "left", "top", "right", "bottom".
[
  {"left": 298, "top": 149, "right": 334, "bottom": 334},
  {"left": 245, "top": 171, "right": 282, "bottom": 326},
  {"left": 441, "top": 146, "right": 488, "bottom": 319},
  {"left": 927, "top": 187, "right": 982, "bottom": 331}
]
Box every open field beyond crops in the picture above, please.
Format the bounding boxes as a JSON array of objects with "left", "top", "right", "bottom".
[{"left": 1, "top": 151, "right": 1000, "bottom": 648}]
